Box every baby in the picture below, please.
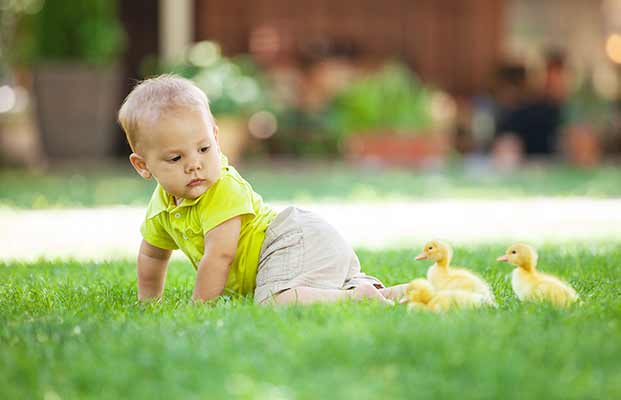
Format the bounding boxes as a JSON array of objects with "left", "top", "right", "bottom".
[{"left": 118, "top": 74, "right": 408, "bottom": 305}]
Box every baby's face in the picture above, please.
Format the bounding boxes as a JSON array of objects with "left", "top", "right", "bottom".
[{"left": 139, "top": 107, "right": 222, "bottom": 201}]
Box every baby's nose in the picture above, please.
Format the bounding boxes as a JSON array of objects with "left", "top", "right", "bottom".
[{"left": 186, "top": 159, "right": 202, "bottom": 172}]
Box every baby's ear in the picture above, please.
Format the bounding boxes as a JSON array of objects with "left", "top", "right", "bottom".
[
  {"left": 213, "top": 123, "right": 219, "bottom": 142},
  {"left": 129, "top": 153, "right": 152, "bottom": 180},
  {"left": 213, "top": 124, "right": 222, "bottom": 152}
]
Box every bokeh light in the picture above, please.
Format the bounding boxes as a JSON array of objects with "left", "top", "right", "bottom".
[
  {"left": 593, "top": 64, "right": 619, "bottom": 99},
  {"left": 429, "top": 91, "right": 457, "bottom": 128},
  {"left": 194, "top": 70, "right": 224, "bottom": 99},
  {"left": 248, "top": 111, "right": 277, "bottom": 139},
  {"left": 188, "top": 41, "right": 221, "bottom": 67},
  {"left": 0, "top": 85, "right": 16, "bottom": 113},
  {"left": 605, "top": 33, "right": 621, "bottom": 64},
  {"left": 228, "top": 77, "right": 259, "bottom": 104}
]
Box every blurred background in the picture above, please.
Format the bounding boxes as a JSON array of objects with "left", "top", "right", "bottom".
[
  {"left": 1, "top": 0, "right": 621, "bottom": 170},
  {"left": 1, "top": 0, "right": 621, "bottom": 262}
]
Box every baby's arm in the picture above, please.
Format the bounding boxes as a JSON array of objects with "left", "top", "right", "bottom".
[
  {"left": 136, "top": 239, "right": 172, "bottom": 301},
  {"left": 192, "top": 216, "right": 242, "bottom": 302}
]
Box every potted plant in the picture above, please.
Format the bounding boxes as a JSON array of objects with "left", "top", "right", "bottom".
[
  {"left": 0, "top": 2, "right": 47, "bottom": 168},
  {"left": 19, "top": 0, "right": 126, "bottom": 159},
  {"left": 325, "top": 62, "right": 454, "bottom": 166}
]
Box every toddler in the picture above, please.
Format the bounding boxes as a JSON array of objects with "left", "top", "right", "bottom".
[{"left": 118, "top": 74, "right": 408, "bottom": 305}]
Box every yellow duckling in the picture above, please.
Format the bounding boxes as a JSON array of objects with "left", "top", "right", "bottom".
[
  {"left": 497, "top": 243, "right": 578, "bottom": 307},
  {"left": 415, "top": 240, "right": 496, "bottom": 304},
  {"left": 405, "top": 278, "right": 488, "bottom": 312}
]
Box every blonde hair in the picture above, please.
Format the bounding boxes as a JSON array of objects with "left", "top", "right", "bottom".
[{"left": 118, "top": 74, "right": 215, "bottom": 152}]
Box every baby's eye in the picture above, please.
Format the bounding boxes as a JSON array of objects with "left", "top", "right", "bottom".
[
  {"left": 200, "top": 146, "right": 210, "bottom": 153},
  {"left": 169, "top": 155, "right": 181, "bottom": 162}
]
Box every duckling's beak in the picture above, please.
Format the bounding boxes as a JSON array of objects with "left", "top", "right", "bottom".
[
  {"left": 415, "top": 253, "right": 427, "bottom": 261},
  {"left": 496, "top": 255, "right": 509, "bottom": 262}
]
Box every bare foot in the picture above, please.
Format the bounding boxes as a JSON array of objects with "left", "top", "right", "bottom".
[
  {"left": 379, "top": 283, "right": 410, "bottom": 302},
  {"left": 350, "top": 283, "right": 394, "bottom": 305}
]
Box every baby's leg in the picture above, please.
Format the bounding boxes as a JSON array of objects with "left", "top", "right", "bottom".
[
  {"left": 270, "top": 283, "right": 393, "bottom": 305},
  {"left": 379, "top": 283, "right": 410, "bottom": 301}
]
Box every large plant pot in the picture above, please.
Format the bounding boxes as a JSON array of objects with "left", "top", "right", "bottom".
[
  {"left": 563, "top": 124, "right": 601, "bottom": 168},
  {"left": 344, "top": 132, "right": 450, "bottom": 167},
  {"left": 0, "top": 106, "right": 45, "bottom": 169},
  {"left": 33, "top": 63, "right": 121, "bottom": 160}
]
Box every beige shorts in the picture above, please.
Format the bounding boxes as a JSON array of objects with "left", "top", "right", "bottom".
[{"left": 254, "top": 206, "right": 384, "bottom": 304}]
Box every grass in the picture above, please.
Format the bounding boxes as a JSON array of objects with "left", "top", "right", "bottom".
[
  {"left": 2, "top": 161, "right": 620, "bottom": 398},
  {"left": 2, "top": 242, "right": 621, "bottom": 399},
  {"left": 1, "top": 162, "right": 621, "bottom": 208}
]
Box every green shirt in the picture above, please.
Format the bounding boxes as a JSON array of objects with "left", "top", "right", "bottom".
[{"left": 140, "top": 159, "right": 277, "bottom": 296}]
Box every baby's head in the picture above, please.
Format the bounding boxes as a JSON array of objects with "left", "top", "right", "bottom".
[{"left": 118, "top": 74, "right": 222, "bottom": 201}]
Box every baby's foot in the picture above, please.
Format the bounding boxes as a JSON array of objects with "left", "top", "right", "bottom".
[
  {"left": 351, "top": 283, "right": 394, "bottom": 305},
  {"left": 379, "top": 284, "right": 409, "bottom": 302}
]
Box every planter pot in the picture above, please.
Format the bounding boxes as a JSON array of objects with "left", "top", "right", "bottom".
[
  {"left": 0, "top": 106, "right": 45, "bottom": 169},
  {"left": 33, "top": 63, "right": 121, "bottom": 160},
  {"left": 563, "top": 124, "right": 601, "bottom": 168},
  {"left": 216, "top": 115, "right": 248, "bottom": 165},
  {"left": 344, "top": 132, "right": 450, "bottom": 167}
]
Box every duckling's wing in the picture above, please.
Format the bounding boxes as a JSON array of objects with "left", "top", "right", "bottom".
[
  {"left": 539, "top": 273, "right": 578, "bottom": 297},
  {"left": 452, "top": 266, "right": 485, "bottom": 281},
  {"left": 532, "top": 279, "right": 577, "bottom": 306},
  {"left": 448, "top": 290, "right": 486, "bottom": 308},
  {"left": 450, "top": 267, "right": 494, "bottom": 298}
]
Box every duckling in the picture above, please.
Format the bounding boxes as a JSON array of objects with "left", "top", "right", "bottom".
[
  {"left": 497, "top": 243, "right": 578, "bottom": 307},
  {"left": 415, "top": 240, "right": 495, "bottom": 304},
  {"left": 405, "top": 278, "right": 488, "bottom": 312}
]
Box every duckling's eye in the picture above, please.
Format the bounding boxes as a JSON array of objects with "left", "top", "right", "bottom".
[
  {"left": 428, "top": 246, "right": 433, "bottom": 250},
  {"left": 511, "top": 250, "right": 517, "bottom": 254}
]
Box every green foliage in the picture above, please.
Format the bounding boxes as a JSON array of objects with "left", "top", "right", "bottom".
[
  {"left": 18, "top": 0, "right": 126, "bottom": 65},
  {"left": 0, "top": 1, "right": 34, "bottom": 70},
  {"left": 149, "top": 41, "right": 270, "bottom": 117},
  {"left": 562, "top": 76, "right": 613, "bottom": 130},
  {"left": 259, "top": 108, "right": 340, "bottom": 156},
  {"left": 1, "top": 242, "right": 621, "bottom": 399},
  {"left": 326, "top": 62, "right": 435, "bottom": 138}
]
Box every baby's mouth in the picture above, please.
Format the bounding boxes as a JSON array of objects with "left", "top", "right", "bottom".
[{"left": 187, "top": 178, "right": 205, "bottom": 187}]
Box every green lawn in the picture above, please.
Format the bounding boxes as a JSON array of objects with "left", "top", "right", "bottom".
[
  {"left": 1, "top": 162, "right": 621, "bottom": 208},
  {"left": 2, "top": 243, "right": 621, "bottom": 399},
  {"left": 2, "top": 162, "right": 620, "bottom": 398}
]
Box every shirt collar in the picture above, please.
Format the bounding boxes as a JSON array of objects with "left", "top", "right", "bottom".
[{"left": 145, "top": 153, "right": 229, "bottom": 219}]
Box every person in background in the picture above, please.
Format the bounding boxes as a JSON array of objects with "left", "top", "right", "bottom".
[{"left": 492, "top": 51, "right": 568, "bottom": 167}]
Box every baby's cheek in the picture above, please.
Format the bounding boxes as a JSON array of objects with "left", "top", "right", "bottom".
[{"left": 207, "top": 168, "right": 222, "bottom": 185}]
